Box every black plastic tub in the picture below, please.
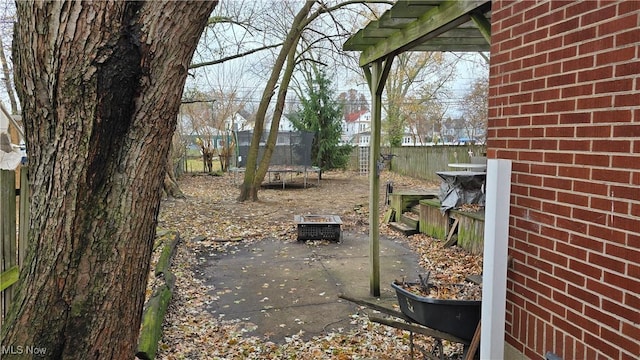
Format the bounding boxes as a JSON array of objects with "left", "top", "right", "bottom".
[{"left": 391, "top": 281, "right": 481, "bottom": 341}]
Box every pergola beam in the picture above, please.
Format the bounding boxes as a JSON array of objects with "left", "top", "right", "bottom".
[
  {"left": 470, "top": 12, "right": 492, "bottom": 44},
  {"left": 355, "top": 0, "right": 490, "bottom": 66},
  {"left": 346, "top": 27, "right": 488, "bottom": 52}
]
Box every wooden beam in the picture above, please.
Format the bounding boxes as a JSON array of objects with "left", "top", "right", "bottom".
[
  {"left": 470, "top": 12, "right": 492, "bottom": 44},
  {"left": 339, "top": 294, "right": 408, "bottom": 320},
  {"left": 444, "top": 218, "right": 459, "bottom": 247},
  {"left": 412, "top": 43, "right": 489, "bottom": 52},
  {"left": 417, "top": 36, "right": 489, "bottom": 45},
  {"left": 377, "top": 56, "right": 394, "bottom": 96},
  {"left": 368, "top": 315, "right": 470, "bottom": 345},
  {"left": 389, "top": 1, "right": 437, "bottom": 18},
  {"left": 361, "top": 26, "right": 398, "bottom": 39},
  {"left": 358, "top": 0, "right": 490, "bottom": 66},
  {"left": 433, "top": 27, "right": 486, "bottom": 38},
  {"left": 377, "top": 17, "right": 414, "bottom": 29}
]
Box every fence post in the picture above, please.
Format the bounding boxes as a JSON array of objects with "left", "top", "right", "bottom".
[
  {"left": 1, "top": 169, "right": 17, "bottom": 318},
  {"left": 19, "top": 165, "right": 29, "bottom": 266}
]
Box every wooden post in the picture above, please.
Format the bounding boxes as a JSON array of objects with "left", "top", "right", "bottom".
[
  {"left": 364, "top": 56, "right": 393, "bottom": 297},
  {"left": 19, "top": 165, "right": 29, "bottom": 267}
]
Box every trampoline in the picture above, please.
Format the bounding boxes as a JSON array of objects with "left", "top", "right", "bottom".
[{"left": 231, "top": 131, "right": 320, "bottom": 188}]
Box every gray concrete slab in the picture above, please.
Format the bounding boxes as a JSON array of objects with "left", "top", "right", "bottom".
[{"left": 198, "top": 232, "right": 424, "bottom": 343}]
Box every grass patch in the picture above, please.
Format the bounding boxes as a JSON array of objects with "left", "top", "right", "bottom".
[{"left": 183, "top": 157, "right": 222, "bottom": 174}]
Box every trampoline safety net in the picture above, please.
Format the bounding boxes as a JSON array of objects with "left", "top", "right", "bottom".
[{"left": 236, "top": 131, "right": 315, "bottom": 168}]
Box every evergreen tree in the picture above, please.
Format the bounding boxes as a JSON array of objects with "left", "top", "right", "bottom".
[{"left": 290, "top": 67, "right": 352, "bottom": 175}]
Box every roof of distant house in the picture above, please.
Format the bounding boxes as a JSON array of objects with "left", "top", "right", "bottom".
[{"left": 344, "top": 109, "right": 369, "bottom": 123}]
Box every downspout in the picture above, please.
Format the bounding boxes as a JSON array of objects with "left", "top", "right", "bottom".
[{"left": 480, "top": 159, "right": 512, "bottom": 359}]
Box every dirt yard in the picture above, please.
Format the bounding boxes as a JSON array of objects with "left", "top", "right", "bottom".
[
  {"left": 153, "top": 170, "right": 483, "bottom": 359},
  {"left": 158, "top": 170, "right": 439, "bottom": 242}
]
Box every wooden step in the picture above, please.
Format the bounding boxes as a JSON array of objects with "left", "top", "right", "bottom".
[
  {"left": 389, "top": 221, "right": 419, "bottom": 236},
  {"left": 400, "top": 212, "right": 419, "bottom": 230}
]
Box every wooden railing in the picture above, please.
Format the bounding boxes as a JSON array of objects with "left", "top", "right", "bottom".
[{"left": 0, "top": 165, "right": 29, "bottom": 326}]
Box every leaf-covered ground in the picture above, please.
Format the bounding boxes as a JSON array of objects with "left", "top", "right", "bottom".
[{"left": 151, "top": 170, "right": 483, "bottom": 359}]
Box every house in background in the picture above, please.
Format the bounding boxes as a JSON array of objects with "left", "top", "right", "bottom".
[
  {"left": 345, "top": 1, "right": 639, "bottom": 359},
  {"left": 342, "top": 109, "right": 371, "bottom": 144},
  {"left": 229, "top": 108, "right": 254, "bottom": 132},
  {"left": 270, "top": 113, "right": 296, "bottom": 132},
  {"left": 343, "top": 109, "right": 444, "bottom": 147},
  {"left": 180, "top": 110, "right": 253, "bottom": 151}
]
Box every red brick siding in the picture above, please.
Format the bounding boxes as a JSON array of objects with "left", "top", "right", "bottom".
[{"left": 489, "top": 1, "right": 640, "bottom": 359}]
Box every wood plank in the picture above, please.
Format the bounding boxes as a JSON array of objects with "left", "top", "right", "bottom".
[
  {"left": 444, "top": 218, "right": 459, "bottom": 247},
  {"left": 0, "top": 265, "right": 19, "bottom": 292},
  {"left": 464, "top": 320, "right": 482, "bottom": 360},
  {"left": 383, "top": 208, "right": 395, "bottom": 223},
  {"left": 389, "top": 221, "right": 419, "bottom": 236},
  {"left": 411, "top": 43, "right": 490, "bottom": 51},
  {"left": 419, "top": 200, "right": 448, "bottom": 239},
  {"left": 368, "top": 315, "right": 470, "bottom": 345},
  {"left": 400, "top": 212, "right": 419, "bottom": 230},
  {"left": 451, "top": 210, "right": 485, "bottom": 255},
  {"left": 1, "top": 170, "right": 17, "bottom": 314},
  {"left": 339, "top": 294, "right": 408, "bottom": 320}
]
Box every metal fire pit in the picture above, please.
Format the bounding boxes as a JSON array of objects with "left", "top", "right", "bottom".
[{"left": 294, "top": 215, "right": 342, "bottom": 242}]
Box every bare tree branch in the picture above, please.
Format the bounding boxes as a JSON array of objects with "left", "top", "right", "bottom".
[{"left": 189, "top": 42, "right": 283, "bottom": 70}]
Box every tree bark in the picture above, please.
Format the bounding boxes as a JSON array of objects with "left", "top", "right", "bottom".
[
  {"left": 1, "top": 1, "right": 216, "bottom": 359},
  {"left": 163, "top": 139, "right": 186, "bottom": 198}
]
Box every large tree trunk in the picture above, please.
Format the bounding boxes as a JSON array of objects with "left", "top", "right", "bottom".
[{"left": 1, "top": 1, "right": 216, "bottom": 359}]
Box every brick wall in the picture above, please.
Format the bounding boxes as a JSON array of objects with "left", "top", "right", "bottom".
[{"left": 488, "top": 1, "right": 640, "bottom": 359}]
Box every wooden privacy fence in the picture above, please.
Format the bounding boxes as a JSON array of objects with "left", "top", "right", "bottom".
[
  {"left": 348, "top": 145, "right": 487, "bottom": 182},
  {"left": 387, "top": 146, "right": 487, "bottom": 182},
  {"left": 0, "top": 165, "right": 29, "bottom": 327}
]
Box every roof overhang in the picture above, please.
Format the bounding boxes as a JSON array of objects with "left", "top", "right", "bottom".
[{"left": 344, "top": 0, "right": 491, "bottom": 66}]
